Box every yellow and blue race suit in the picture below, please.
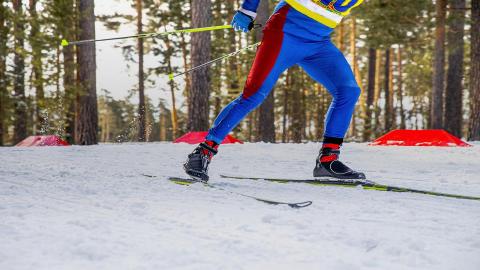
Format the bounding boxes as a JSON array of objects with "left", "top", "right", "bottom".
[{"left": 206, "top": 0, "right": 364, "bottom": 143}]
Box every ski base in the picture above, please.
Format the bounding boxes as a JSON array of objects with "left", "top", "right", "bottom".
[{"left": 219, "top": 175, "right": 480, "bottom": 201}]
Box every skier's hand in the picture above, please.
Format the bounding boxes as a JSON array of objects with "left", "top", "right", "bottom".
[{"left": 231, "top": 10, "right": 254, "bottom": 33}]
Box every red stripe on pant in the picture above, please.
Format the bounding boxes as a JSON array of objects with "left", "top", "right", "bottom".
[{"left": 242, "top": 5, "right": 290, "bottom": 99}]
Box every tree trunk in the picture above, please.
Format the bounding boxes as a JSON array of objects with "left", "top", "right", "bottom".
[
  {"left": 364, "top": 47, "right": 376, "bottom": 141},
  {"left": 179, "top": 32, "right": 191, "bottom": 97},
  {"left": 373, "top": 49, "right": 382, "bottom": 136},
  {"left": 336, "top": 22, "right": 345, "bottom": 51},
  {"left": 290, "top": 66, "right": 302, "bottom": 143},
  {"left": 164, "top": 37, "right": 178, "bottom": 139},
  {"left": 315, "top": 85, "right": 326, "bottom": 141},
  {"left": 136, "top": 0, "right": 146, "bottom": 141},
  {"left": 431, "top": 0, "right": 447, "bottom": 129},
  {"left": 384, "top": 48, "right": 391, "bottom": 132},
  {"left": 64, "top": 39, "right": 76, "bottom": 143},
  {"left": 227, "top": 35, "right": 240, "bottom": 97},
  {"left": 29, "top": 0, "right": 45, "bottom": 134},
  {"left": 13, "top": 0, "right": 27, "bottom": 144},
  {"left": 388, "top": 48, "right": 394, "bottom": 129},
  {"left": 305, "top": 85, "right": 312, "bottom": 139},
  {"left": 282, "top": 71, "right": 290, "bottom": 143},
  {"left": 0, "top": 0, "right": 7, "bottom": 145},
  {"left": 188, "top": 0, "right": 211, "bottom": 131},
  {"left": 75, "top": 0, "right": 98, "bottom": 145},
  {"left": 444, "top": 0, "right": 466, "bottom": 137},
  {"left": 60, "top": 0, "right": 76, "bottom": 144},
  {"left": 159, "top": 108, "right": 167, "bottom": 141},
  {"left": 301, "top": 74, "right": 307, "bottom": 139},
  {"left": 256, "top": 0, "right": 275, "bottom": 142},
  {"left": 225, "top": 0, "right": 239, "bottom": 99},
  {"left": 413, "top": 98, "right": 419, "bottom": 129},
  {"left": 396, "top": 47, "right": 406, "bottom": 129},
  {"left": 469, "top": 0, "right": 480, "bottom": 140}
]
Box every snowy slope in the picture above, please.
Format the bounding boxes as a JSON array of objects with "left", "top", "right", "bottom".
[{"left": 1, "top": 142, "right": 479, "bottom": 270}]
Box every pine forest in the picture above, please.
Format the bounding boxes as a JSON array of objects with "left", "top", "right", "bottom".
[{"left": 0, "top": 0, "right": 479, "bottom": 146}]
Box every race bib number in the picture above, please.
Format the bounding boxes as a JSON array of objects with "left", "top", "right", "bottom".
[{"left": 315, "top": 0, "right": 362, "bottom": 13}]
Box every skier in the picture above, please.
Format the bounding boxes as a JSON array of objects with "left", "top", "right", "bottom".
[{"left": 184, "top": 0, "right": 365, "bottom": 181}]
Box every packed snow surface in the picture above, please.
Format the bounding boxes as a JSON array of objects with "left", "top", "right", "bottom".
[{"left": 1, "top": 142, "right": 480, "bottom": 270}]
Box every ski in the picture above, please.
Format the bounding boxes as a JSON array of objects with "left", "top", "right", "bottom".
[
  {"left": 141, "top": 174, "right": 312, "bottom": 208},
  {"left": 219, "top": 175, "right": 480, "bottom": 201}
]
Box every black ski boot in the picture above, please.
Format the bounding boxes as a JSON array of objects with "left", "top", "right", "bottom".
[
  {"left": 183, "top": 141, "right": 218, "bottom": 182},
  {"left": 313, "top": 143, "right": 366, "bottom": 180}
]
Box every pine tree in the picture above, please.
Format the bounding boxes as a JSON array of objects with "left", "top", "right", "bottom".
[
  {"left": 29, "top": 0, "right": 45, "bottom": 134},
  {"left": 136, "top": 0, "right": 146, "bottom": 141},
  {"left": 256, "top": 0, "right": 275, "bottom": 142},
  {"left": 373, "top": 49, "right": 382, "bottom": 136},
  {"left": 444, "top": 0, "right": 466, "bottom": 137},
  {"left": 225, "top": 0, "right": 240, "bottom": 99},
  {"left": 396, "top": 47, "right": 406, "bottom": 129},
  {"left": 76, "top": 0, "right": 98, "bottom": 145},
  {"left": 144, "top": 0, "right": 189, "bottom": 139},
  {"left": 13, "top": 0, "right": 27, "bottom": 144},
  {"left": 290, "top": 66, "right": 303, "bottom": 143},
  {"left": 163, "top": 36, "right": 179, "bottom": 139},
  {"left": 431, "top": 0, "right": 447, "bottom": 129},
  {"left": 384, "top": 48, "right": 392, "bottom": 132},
  {"left": 359, "top": 0, "right": 433, "bottom": 136},
  {"left": 468, "top": 0, "right": 480, "bottom": 140},
  {"left": 62, "top": 0, "right": 76, "bottom": 144},
  {"left": 188, "top": 0, "right": 211, "bottom": 131},
  {"left": 364, "top": 47, "right": 376, "bottom": 141},
  {"left": 281, "top": 71, "right": 290, "bottom": 142},
  {"left": 0, "top": 0, "right": 8, "bottom": 145},
  {"left": 45, "top": 0, "right": 77, "bottom": 143}
]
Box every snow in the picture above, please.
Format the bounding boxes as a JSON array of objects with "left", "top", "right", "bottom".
[{"left": 1, "top": 142, "right": 480, "bottom": 270}]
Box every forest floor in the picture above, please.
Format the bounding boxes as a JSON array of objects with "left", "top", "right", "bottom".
[{"left": 1, "top": 142, "right": 480, "bottom": 270}]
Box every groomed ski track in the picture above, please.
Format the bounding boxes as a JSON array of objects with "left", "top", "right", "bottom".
[{"left": 1, "top": 142, "right": 480, "bottom": 270}]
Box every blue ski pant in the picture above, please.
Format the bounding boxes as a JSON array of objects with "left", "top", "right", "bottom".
[{"left": 206, "top": 5, "right": 360, "bottom": 144}]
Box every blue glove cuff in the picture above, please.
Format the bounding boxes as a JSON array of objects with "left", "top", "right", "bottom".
[{"left": 239, "top": 7, "right": 257, "bottom": 19}]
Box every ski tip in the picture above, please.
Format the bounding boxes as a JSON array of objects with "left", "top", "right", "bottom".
[
  {"left": 290, "top": 201, "right": 313, "bottom": 208},
  {"left": 168, "top": 176, "right": 205, "bottom": 185},
  {"left": 61, "top": 39, "right": 69, "bottom": 47}
]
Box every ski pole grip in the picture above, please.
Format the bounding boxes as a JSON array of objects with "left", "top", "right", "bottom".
[
  {"left": 253, "top": 23, "right": 263, "bottom": 29},
  {"left": 248, "top": 23, "right": 263, "bottom": 31}
]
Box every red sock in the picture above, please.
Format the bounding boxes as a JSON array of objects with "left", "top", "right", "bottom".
[
  {"left": 320, "top": 143, "right": 340, "bottom": 163},
  {"left": 202, "top": 140, "right": 219, "bottom": 160}
]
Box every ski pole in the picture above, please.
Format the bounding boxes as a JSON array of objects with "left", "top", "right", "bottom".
[
  {"left": 61, "top": 23, "right": 263, "bottom": 47},
  {"left": 168, "top": 42, "right": 261, "bottom": 80},
  {"left": 61, "top": 24, "right": 233, "bottom": 47}
]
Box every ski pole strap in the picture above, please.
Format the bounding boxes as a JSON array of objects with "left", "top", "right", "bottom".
[
  {"left": 249, "top": 23, "right": 263, "bottom": 30},
  {"left": 61, "top": 25, "right": 234, "bottom": 47},
  {"left": 169, "top": 42, "right": 261, "bottom": 80}
]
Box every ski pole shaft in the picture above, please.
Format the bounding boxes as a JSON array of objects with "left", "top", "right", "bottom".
[
  {"left": 61, "top": 25, "right": 233, "bottom": 47},
  {"left": 168, "top": 42, "right": 261, "bottom": 80}
]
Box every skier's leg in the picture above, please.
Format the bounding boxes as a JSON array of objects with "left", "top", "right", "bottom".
[
  {"left": 206, "top": 8, "right": 300, "bottom": 144},
  {"left": 185, "top": 35, "right": 294, "bottom": 180},
  {"left": 299, "top": 40, "right": 365, "bottom": 179},
  {"left": 185, "top": 6, "right": 301, "bottom": 180},
  {"left": 299, "top": 42, "right": 361, "bottom": 139}
]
